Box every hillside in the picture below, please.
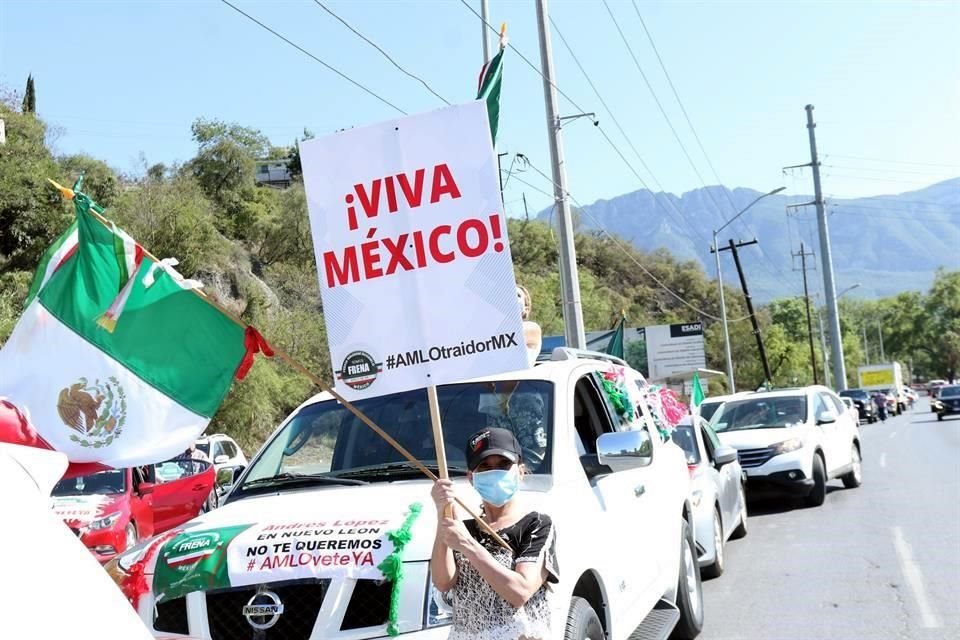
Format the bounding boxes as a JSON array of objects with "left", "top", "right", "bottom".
[{"left": 538, "top": 179, "right": 960, "bottom": 301}]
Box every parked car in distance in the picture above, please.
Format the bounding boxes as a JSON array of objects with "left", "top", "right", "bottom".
[
  {"left": 839, "top": 388, "right": 878, "bottom": 424},
  {"left": 195, "top": 433, "right": 247, "bottom": 472},
  {"left": 671, "top": 416, "right": 748, "bottom": 579},
  {"left": 935, "top": 385, "right": 960, "bottom": 421},
  {"left": 710, "top": 387, "right": 862, "bottom": 507},
  {"left": 51, "top": 460, "right": 215, "bottom": 563}
]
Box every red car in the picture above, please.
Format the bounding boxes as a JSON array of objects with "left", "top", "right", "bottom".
[{"left": 51, "top": 460, "right": 215, "bottom": 564}]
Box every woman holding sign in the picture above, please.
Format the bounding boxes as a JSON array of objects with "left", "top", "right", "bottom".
[{"left": 430, "top": 427, "right": 558, "bottom": 640}]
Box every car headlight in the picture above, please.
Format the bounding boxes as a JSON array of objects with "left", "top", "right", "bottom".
[
  {"left": 423, "top": 576, "right": 453, "bottom": 628},
  {"left": 690, "top": 489, "right": 704, "bottom": 507},
  {"left": 771, "top": 438, "right": 804, "bottom": 456},
  {"left": 90, "top": 511, "right": 122, "bottom": 531}
]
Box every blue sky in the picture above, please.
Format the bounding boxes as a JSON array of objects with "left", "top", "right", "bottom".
[{"left": 1, "top": 0, "right": 957, "bottom": 217}]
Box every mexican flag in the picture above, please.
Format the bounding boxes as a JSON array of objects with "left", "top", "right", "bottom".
[
  {"left": 477, "top": 24, "right": 507, "bottom": 144},
  {"left": 690, "top": 372, "right": 705, "bottom": 415},
  {"left": 0, "top": 193, "right": 252, "bottom": 469}
]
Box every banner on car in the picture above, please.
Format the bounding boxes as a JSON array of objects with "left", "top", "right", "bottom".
[{"left": 299, "top": 101, "right": 527, "bottom": 401}]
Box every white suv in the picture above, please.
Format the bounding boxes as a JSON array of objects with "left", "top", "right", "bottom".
[
  {"left": 195, "top": 433, "right": 247, "bottom": 472},
  {"left": 710, "top": 386, "right": 862, "bottom": 507},
  {"left": 108, "top": 350, "right": 703, "bottom": 640}
]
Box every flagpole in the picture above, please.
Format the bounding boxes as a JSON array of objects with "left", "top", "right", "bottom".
[
  {"left": 480, "top": 0, "right": 491, "bottom": 65},
  {"left": 48, "top": 181, "right": 510, "bottom": 549}
]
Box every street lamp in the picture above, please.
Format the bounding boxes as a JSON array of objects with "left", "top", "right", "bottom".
[
  {"left": 713, "top": 186, "right": 786, "bottom": 393},
  {"left": 837, "top": 283, "right": 861, "bottom": 299}
]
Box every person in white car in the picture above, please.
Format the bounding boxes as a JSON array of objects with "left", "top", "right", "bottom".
[{"left": 430, "top": 427, "right": 559, "bottom": 640}]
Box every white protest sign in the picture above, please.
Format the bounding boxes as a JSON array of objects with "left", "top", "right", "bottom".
[{"left": 300, "top": 101, "right": 527, "bottom": 400}]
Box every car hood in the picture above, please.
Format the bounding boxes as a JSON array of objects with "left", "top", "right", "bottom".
[
  {"left": 50, "top": 493, "right": 125, "bottom": 527},
  {"left": 181, "top": 480, "right": 552, "bottom": 563},
  {"left": 716, "top": 427, "right": 803, "bottom": 449}
]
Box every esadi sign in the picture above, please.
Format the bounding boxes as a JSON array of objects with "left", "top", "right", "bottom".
[{"left": 300, "top": 100, "right": 527, "bottom": 400}]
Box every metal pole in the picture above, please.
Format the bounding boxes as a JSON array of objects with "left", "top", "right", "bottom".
[
  {"left": 799, "top": 243, "right": 818, "bottom": 384},
  {"left": 862, "top": 325, "right": 869, "bottom": 366},
  {"left": 806, "top": 104, "right": 847, "bottom": 390},
  {"left": 878, "top": 322, "right": 885, "bottom": 361},
  {"left": 818, "top": 307, "right": 831, "bottom": 388},
  {"left": 480, "top": 0, "right": 491, "bottom": 65},
  {"left": 536, "top": 0, "right": 585, "bottom": 348},
  {"left": 714, "top": 230, "right": 736, "bottom": 393}
]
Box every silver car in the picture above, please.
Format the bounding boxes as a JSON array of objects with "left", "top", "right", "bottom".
[{"left": 671, "top": 415, "right": 748, "bottom": 578}]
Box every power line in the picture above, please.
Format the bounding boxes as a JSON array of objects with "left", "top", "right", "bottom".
[
  {"left": 822, "top": 172, "right": 944, "bottom": 185},
  {"left": 218, "top": 0, "right": 407, "bottom": 115},
  {"left": 822, "top": 164, "right": 956, "bottom": 177},
  {"left": 602, "top": 0, "right": 792, "bottom": 288},
  {"left": 631, "top": 1, "right": 738, "bottom": 214},
  {"left": 824, "top": 154, "right": 960, "bottom": 169},
  {"left": 826, "top": 194, "right": 948, "bottom": 208},
  {"left": 457, "top": 0, "right": 591, "bottom": 115},
  {"left": 548, "top": 16, "right": 712, "bottom": 248},
  {"left": 519, "top": 156, "right": 752, "bottom": 323},
  {"left": 311, "top": 1, "right": 450, "bottom": 105}
]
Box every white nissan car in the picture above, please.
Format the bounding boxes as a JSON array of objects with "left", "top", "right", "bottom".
[
  {"left": 106, "top": 350, "right": 703, "bottom": 640},
  {"left": 710, "top": 387, "right": 862, "bottom": 507}
]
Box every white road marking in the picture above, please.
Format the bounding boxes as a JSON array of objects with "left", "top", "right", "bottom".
[
  {"left": 891, "top": 526, "right": 942, "bottom": 628},
  {"left": 879, "top": 453, "right": 887, "bottom": 468},
  {"left": 889, "top": 431, "right": 897, "bottom": 439}
]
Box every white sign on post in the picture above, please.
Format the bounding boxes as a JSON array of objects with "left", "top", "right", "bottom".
[{"left": 300, "top": 101, "right": 528, "bottom": 401}]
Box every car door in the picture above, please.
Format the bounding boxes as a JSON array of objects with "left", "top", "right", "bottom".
[
  {"left": 149, "top": 460, "right": 214, "bottom": 532},
  {"left": 827, "top": 392, "right": 857, "bottom": 462},
  {"left": 572, "top": 369, "right": 659, "bottom": 609},
  {"left": 700, "top": 419, "right": 740, "bottom": 534},
  {"left": 814, "top": 392, "right": 844, "bottom": 475}
]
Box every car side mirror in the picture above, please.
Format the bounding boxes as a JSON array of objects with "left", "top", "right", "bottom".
[
  {"left": 214, "top": 454, "right": 229, "bottom": 465},
  {"left": 817, "top": 410, "right": 838, "bottom": 425},
  {"left": 138, "top": 482, "right": 156, "bottom": 496},
  {"left": 597, "top": 430, "right": 653, "bottom": 472},
  {"left": 714, "top": 445, "right": 738, "bottom": 467}
]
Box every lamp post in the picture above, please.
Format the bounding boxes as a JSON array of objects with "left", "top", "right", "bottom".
[{"left": 713, "top": 186, "right": 786, "bottom": 393}]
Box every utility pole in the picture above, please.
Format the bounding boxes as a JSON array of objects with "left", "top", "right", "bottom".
[
  {"left": 793, "top": 242, "right": 818, "bottom": 384},
  {"left": 878, "top": 322, "right": 885, "bottom": 361},
  {"left": 480, "top": 0, "right": 491, "bottom": 65},
  {"left": 862, "top": 325, "right": 869, "bottom": 365},
  {"left": 805, "top": 105, "right": 847, "bottom": 390},
  {"left": 818, "top": 307, "right": 831, "bottom": 388},
  {"left": 535, "top": 0, "right": 586, "bottom": 348},
  {"left": 718, "top": 238, "right": 772, "bottom": 387}
]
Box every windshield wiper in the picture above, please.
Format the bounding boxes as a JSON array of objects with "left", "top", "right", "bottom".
[
  {"left": 239, "top": 472, "right": 368, "bottom": 491},
  {"left": 337, "top": 461, "right": 470, "bottom": 479}
]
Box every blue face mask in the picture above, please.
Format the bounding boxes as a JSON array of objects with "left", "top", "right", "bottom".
[{"left": 472, "top": 466, "right": 520, "bottom": 507}]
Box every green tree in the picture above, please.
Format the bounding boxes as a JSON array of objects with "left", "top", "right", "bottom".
[
  {"left": 22, "top": 75, "right": 35, "bottom": 114},
  {"left": 58, "top": 154, "right": 120, "bottom": 208}
]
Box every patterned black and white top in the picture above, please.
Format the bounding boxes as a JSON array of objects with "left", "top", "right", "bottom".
[{"left": 446, "top": 511, "right": 559, "bottom": 640}]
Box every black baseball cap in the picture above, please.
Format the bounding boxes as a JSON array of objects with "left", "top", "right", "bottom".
[{"left": 465, "top": 427, "right": 522, "bottom": 470}]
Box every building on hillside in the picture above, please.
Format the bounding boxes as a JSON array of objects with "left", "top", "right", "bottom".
[{"left": 255, "top": 158, "right": 292, "bottom": 189}]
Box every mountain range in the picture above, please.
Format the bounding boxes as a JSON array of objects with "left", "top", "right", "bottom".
[{"left": 537, "top": 178, "right": 960, "bottom": 302}]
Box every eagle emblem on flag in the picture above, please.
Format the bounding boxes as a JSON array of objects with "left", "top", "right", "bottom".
[{"left": 57, "top": 376, "right": 127, "bottom": 448}]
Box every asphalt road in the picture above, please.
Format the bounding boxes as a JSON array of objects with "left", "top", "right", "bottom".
[{"left": 699, "top": 398, "right": 960, "bottom": 640}]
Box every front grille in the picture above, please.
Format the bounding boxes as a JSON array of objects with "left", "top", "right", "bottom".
[
  {"left": 206, "top": 579, "right": 330, "bottom": 640},
  {"left": 341, "top": 579, "right": 392, "bottom": 630},
  {"left": 154, "top": 597, "right": 189, "bottom": 635},
  {"left": 737, "top": 447, "right": 776, "bottom": 468}
]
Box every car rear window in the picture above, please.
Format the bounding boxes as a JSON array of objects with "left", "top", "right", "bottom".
[
  {"left": 940, "top": 386, "right": 960, "bottom": 398},
  {"left": 670, "top": 425, "right": 701, "bottom": 465}
]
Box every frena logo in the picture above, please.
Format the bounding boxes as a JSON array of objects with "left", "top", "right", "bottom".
[
  {"left": 336, "top": 351, "right": 382, "bottom": 391},
  {"left": 57, "top": 376, "right": 127, "bottom": 449},
  {"left": 164, "top": 532, "right": 222, "bottom": 568}
]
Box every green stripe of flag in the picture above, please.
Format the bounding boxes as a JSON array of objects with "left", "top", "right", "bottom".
[
  {"left": 477, "top": 48, "right": 504, "bottom": 144},
  {"left": 37, "top": 196, "right": 246, "bottom": 417}
]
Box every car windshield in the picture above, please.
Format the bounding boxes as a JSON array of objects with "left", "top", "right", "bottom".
[
  {"left": 196, "top": 442, "right": 210, "bottom": 457},
  {"left": 238, "top": 380, "right": 554, "bottom": 492},
  {"left": 940, "top": 386, "right": 960, "bottom": 398},
  {"left": 52, "top": 470, "right": 126, "bottom": 496},
  {"left": 711, "top": 396, "right": 807, "bottom": 432},
  {"left": 699, "top": 401, "right": 722, "bottom": 421},
  {"left": 840, "top": 390, "right": 867, "bottom": 400},
  {"left": 670, "top": 425, "right": 701, "bottom": 465}
]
